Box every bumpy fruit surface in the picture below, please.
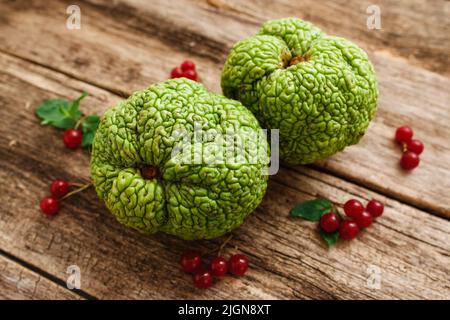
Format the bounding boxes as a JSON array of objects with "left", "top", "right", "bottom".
[
  {"left": 90, "top": 78, "right": 269, "bottom": 240},
  {"left": 221, "top": 18, "right": 378, "bottom": 164}
]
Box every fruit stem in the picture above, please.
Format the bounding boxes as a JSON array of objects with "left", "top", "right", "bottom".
[
  {"left": 289, "top": 54, "right": 310, "bottom": 66},
  {"left": 74, "top": 117, "right": 83, "bottom": 130},
  {"left": 61, "top": 183, "right": 92, "bottom": 200},
  {"left": 205, "top": 234, "right": 233, "bottom": 256},
  {"left": 68, "top": 182, "right": 86, "bottom": 187},
  {"left": 217, "top": 234, "right": 233, "bottom": 257}
]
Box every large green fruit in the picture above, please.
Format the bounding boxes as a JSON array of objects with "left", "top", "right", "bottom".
[
  {"left": 90, "top": 78, "right": 269, "bottom": 240},
  {"left": 221, "top": 18, "right": 378, "bottom": 165}
]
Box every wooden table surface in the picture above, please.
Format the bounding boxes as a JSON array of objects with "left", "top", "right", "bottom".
[{"left": 0, "top": 0, "right": 449, "bottom": 300}]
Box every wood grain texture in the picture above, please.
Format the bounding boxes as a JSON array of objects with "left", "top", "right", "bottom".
[
  {"left": 0, "top": 52, "right": 449, "bottom": 299},
  {"left": 0, "top": 254, "right": 81, "bottom": 300},
  {"left": 0, "top": 0, "right": 448, "bottom": 216}
]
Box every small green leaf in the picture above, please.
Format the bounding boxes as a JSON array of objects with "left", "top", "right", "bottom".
[
  {"left": 36, "top": 95, "right": 85, "bottom": 129},
  {"left": 290, "top": 198, "right": 333, "bottom": 221},
  {"left": 69, "top": 92, "right": 88, "bottom": 115},
  {"left": 320, "top": 230, "right": 339, "bottom": 247},
  {"left": 81, "top": 115, "right": 100, "bottom": 147}
]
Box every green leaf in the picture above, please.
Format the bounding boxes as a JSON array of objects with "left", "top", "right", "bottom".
[
  {"left": 69, "top": 92, "right": 88, "bottom": 115},
  {"left": 320, "top": 230, "right": 339, "bottom": 247},
  {"left": 81, "top": 115, "right": 100, "bottom": 147},
  {"left": 290, "top": 198, "right": 333, "bottom": 221},
  {"left": 35, "top": 94, "right": 86, "bottom": 129}
]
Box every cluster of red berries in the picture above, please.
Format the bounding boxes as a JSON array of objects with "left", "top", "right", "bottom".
[
  {"left": 171, "top": 60, "right": 199, "bottom": 81},
  {"left": 63, "top": 128, "right": 83, "bottom": 149},
  {"left": 395, "top": 125, "right": 424, "bottom": 170},
  {"left": 180, "top": 251, "right": 248, "bottom": 289},
  {"left": 39, "top": 179, "right": 71, "bottom": 216},
  {"left": 40, "top": 180, "right": 89, "bottom": 216},
  {"left": 320, "top": 199, "right": 384, "bottom": 240}
]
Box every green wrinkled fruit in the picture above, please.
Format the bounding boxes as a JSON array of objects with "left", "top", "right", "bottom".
[
  {"left": 90, "top": 78, "right": 269, "bottom": 240},
  {"left": 221, "top": 18, "right": 378, "bottom": 164}
]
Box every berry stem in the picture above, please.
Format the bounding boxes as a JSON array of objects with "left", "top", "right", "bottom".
[
  {"left": 205, "top": 234, "right": 233, "bottom": 256},
  {"left": 217, "top": 234, "right": 233, "bottom": 257},
  {"left": 61, "top": 183, "right": 92, "bottom": 200},
  {"left": 74, "top": 116, "right": 85, "bottom": 130},
  {"left": 68, "top": 182, "right": 86, "bottom": 187}
]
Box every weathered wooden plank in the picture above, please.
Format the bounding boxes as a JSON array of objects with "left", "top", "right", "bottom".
[
  {"left": 0, "top": 254, "right": 82, "bottom": 300},
  {"left": 0, "top": 0, "right": 448, "bottom": 216},
  {"left": 0, "top": 53, "right": 449, "bottom": 299},
  {"left": 198, "top": 0, "right": 450, "bottom": 77}
]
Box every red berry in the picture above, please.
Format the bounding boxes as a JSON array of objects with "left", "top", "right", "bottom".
[
  {"left": 192, "top": 268, "right": 213, "bottom": 289},
  {"left": 50, "top": 180, "right": 70, "bottom": 198},
  {"left": 366, "top": 200, "right": 384, "bottom": 218},
  {"left": 170, "top": 67, "right": 183, "bottom": 78},
  {"left": 320, "top": 212, "right": 340, "bottom": 233},
  {"left": 228, "top": 254, "right": 248, "bottom": 276},
  {"left": 183, "top": 69, "right": 198, "bottom": 81},
  {"left": 339, "top": 221, "right": 360, "bottom": 240},
  {"left": 400, "top": 151, "right": 420, "bottom": 170},
  {"left": 63, "top": 129, "right": 83, "bottom": 149},
  {"left": 406, "top": 139, "right": 424, "bottom": 155},
  {"left": 395, "top": 126, "right": 413, "bottom": 144},
  {"left": 354, "top": 211, "right": 373, "bottom": 228},
  {"left": 180, "top": 251, "right": 202, "bottom": 274},
  {"left": 181, "top": 60, "right": 196, "bottom": 71},
  {"left": 210, "top": 257, "right": 228, "bottom": 277},
  {"left": 40, "top": 196, "right": 60, "bottom": 216},
  {"left": 343, "top": 199, "right": 364, "bottom": 219}
]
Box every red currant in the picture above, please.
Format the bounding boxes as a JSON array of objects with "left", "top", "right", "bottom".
[
  {"left": 183, "top": 69, "right": 198, "bottom": 81},
  {"left": 50, "top": 179, "right": 70, "bottom": 198},
  {"left": 343, "top": 199, "right": 364, "bottom": 219},
  {"left": 192, "top": 268, "right": 213, "bottom": 289},
  {"left": 170, "top": 67, "right": 183, "bottom": 78},
  {"left": 181, "top": 60, "right": 196, "bottom": 71},
  {"left": 406, "top": 139, "right": 424, "bottom": 155},
  {"left": 400, "top": 151, "right": 420, "bottom": 170},
  {"left": 395, "top": 126, "right": 413, "bottom": 144},
  {"left": 320, "top": 212, "right": 340, "bottom": 233},
  {"left": 228, "top": 254, "right": 248, "bottom": 276},
  {"left": 354, "top": 210, "right": 373, "bottom": 228},
  {"left": 366, "top": 200, "right": 384, "bottom": 218},
  {"left": 180, "top": 251, "right": 202, "bottom": 274},
  {"left": 40, "top": 196, "right": 60, "bottom": 216},
  {"left": 63, "top": 129, "right": 83, "bottom": 149},
  {"left": 339, "top": 221, "right": 360, "bottom": 240},
  {"left": 210, "top": 257, "right": 228, "bottom": 277}
]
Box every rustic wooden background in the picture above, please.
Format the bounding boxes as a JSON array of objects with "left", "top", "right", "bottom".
[{"left": 0, "top": 0, "right": 449, "bottom": 300}]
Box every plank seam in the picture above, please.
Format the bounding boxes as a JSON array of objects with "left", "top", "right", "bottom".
[
  {"left": 0, "top": 249, "right": 97, "bottom": 300},
  {"left": 0, "top": 48, "right": 129, "bottom": 98},
  {"left": 307, "top": 164, "right": 449, "bottom": 220}
]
